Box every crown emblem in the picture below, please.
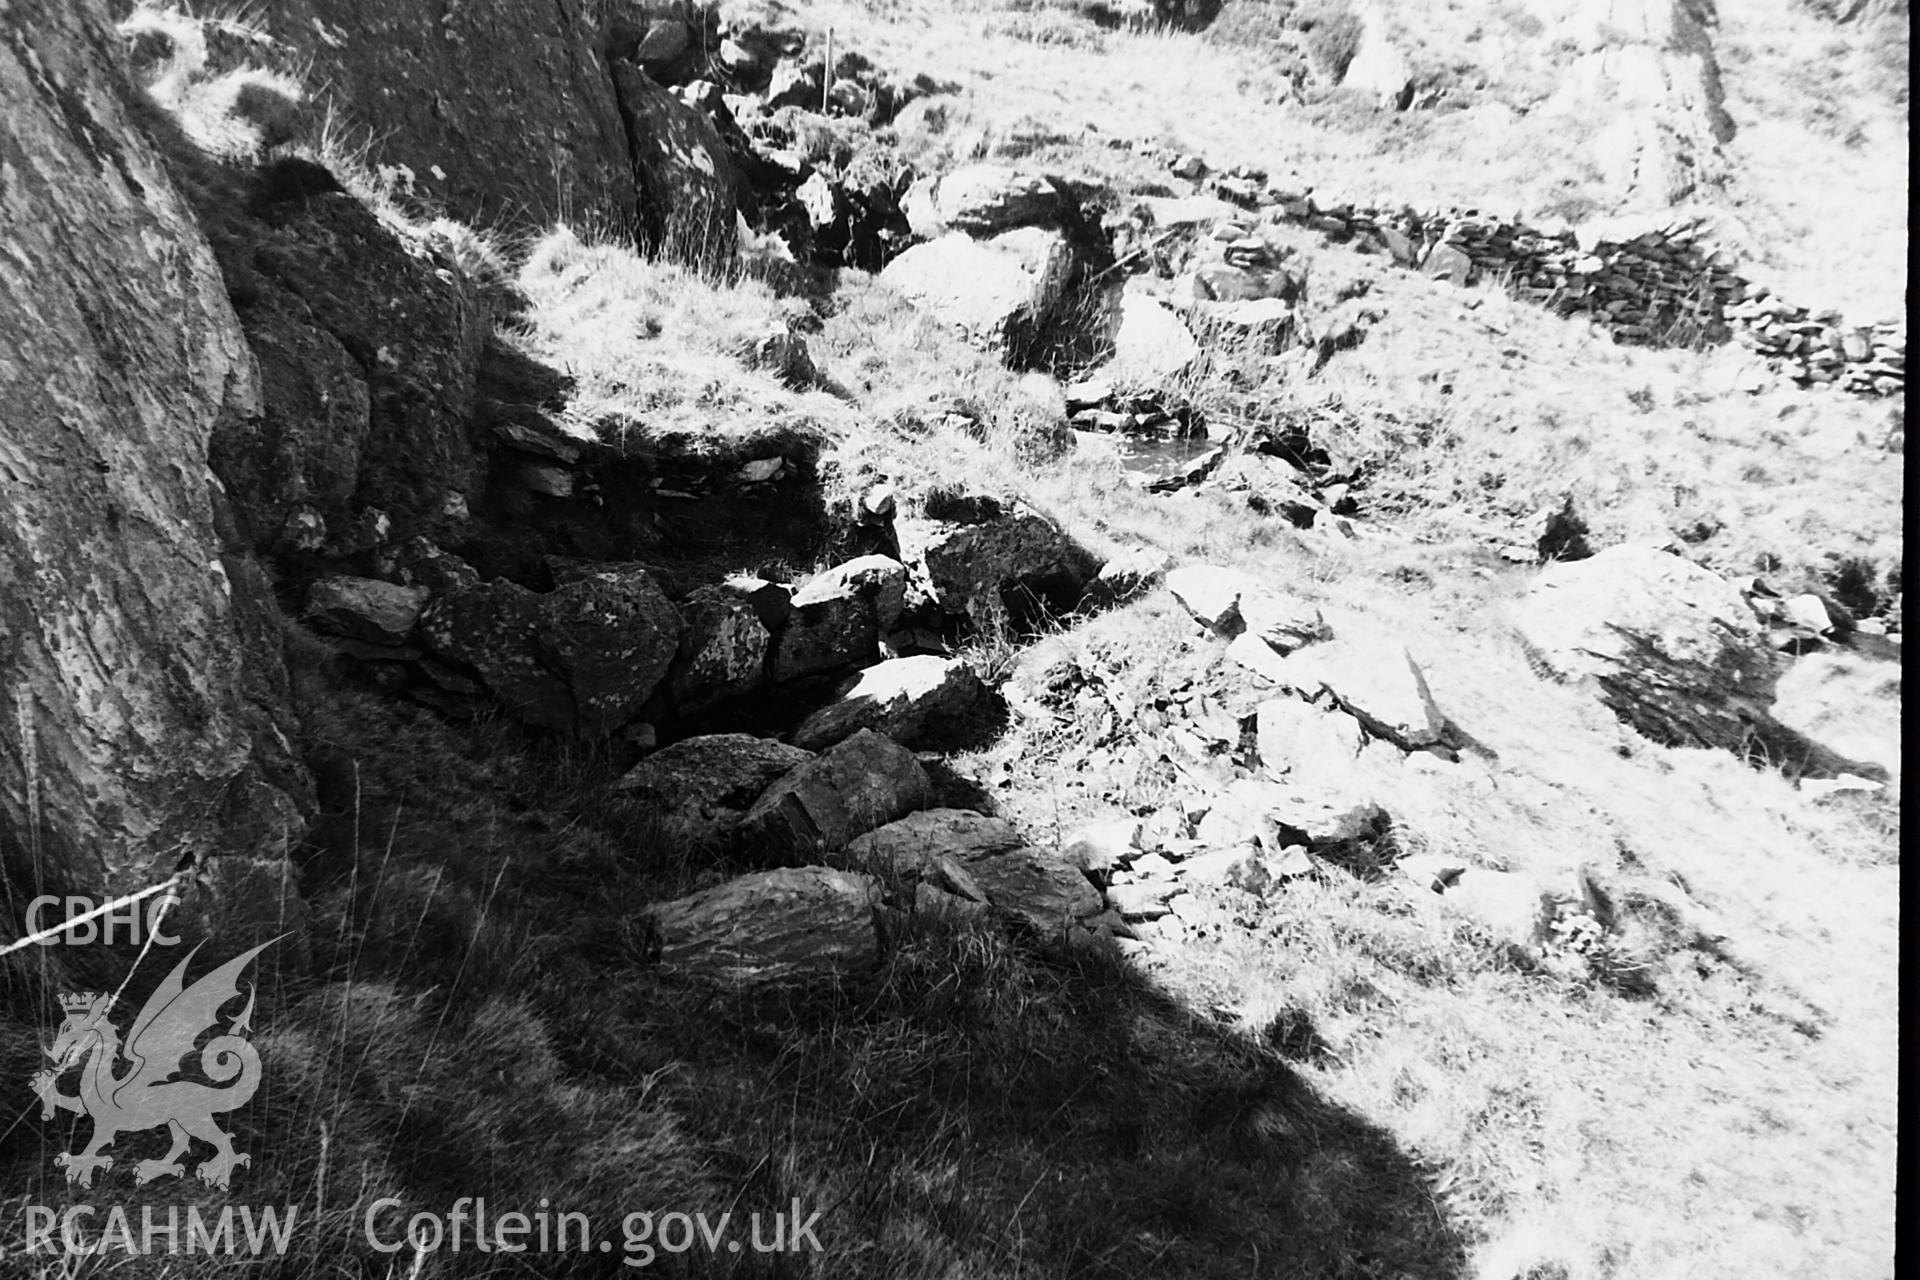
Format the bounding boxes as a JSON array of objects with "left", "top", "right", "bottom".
[{"left": 58, "top": 992, "right": 104, "bottom": 1014}]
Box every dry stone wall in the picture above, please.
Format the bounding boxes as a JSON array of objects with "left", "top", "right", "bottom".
[
  {"left": 1261, "top": 186, "right": 1906, "bottom": 397},
  {"left": 1116, "top": 142, "right": 1903, "bottom": 398}
]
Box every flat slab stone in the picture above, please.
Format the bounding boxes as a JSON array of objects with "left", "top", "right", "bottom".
[
  {"left": 652, "top": 867, "right": 880, "bottom": 985},
  {"left": 844, "top": 809, "right": 1104, "bottom": 933}
]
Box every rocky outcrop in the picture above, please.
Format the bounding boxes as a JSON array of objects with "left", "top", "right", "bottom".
[
  {"left": 1, "top": 0, "right": 307, "bottom": 896},
  {"left": 200, "top": 162, "right": 490, "bottom": 554},
  {"left": 1510, "top": 544, "right": 1778, "bottom": 752},
  {"left": 266, "top": 0, "right": 635, "bottom": 232},
  {"left": 1530, "top": 0, "right": 1735, "bottom": 206}
]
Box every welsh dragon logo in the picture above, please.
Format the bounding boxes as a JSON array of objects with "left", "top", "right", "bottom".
[{"left": 30, "top": 939, "right": 276, "bottom": 1190}]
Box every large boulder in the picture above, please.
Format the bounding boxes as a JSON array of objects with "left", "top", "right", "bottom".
[
  {"left": 614, "top": 734, "right": 814, "bottom": 854},
  {"left": 1339, "top": 4, "right": 1414, "bottom": 109},
  {"left": 266, "top": 0, "right": 636, "bottom": 232},
  {"left": 770, "top": 556, "right": 906, "bottom": 684},
  {"left": 652, "top": 867, "right": 881, "bottom": 985},
  {"left": 1, "top": 0, "right": 308, "bottom": 896},
  {"left": 1109, "top": 293, "right": 1200, "bottom": 383},
  {"left": 843, "top": 809, "right": 1105, "bottom": 934},
  {"left": 740, "top": 730, "right": 931, "bottom": 860},
  {"left": 881, "top": 227, "right": 1117, "bottom": 368},
  {"left": 610, "top": 63, "right": 741, "bottom": 263},
  {"left": 418, "top": 570, "right": 683, "bottom": 735},
  {"left": 896, "top": 503, "right": 1100, "bottom": 635},
  {"left": 1510, "top": 545, "right": 1779, "bottom": 751},
  {"left": 792, "top": 656, "right": 987, "bottom": 751}
]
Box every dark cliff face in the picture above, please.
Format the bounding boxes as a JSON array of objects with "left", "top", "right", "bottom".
[
  {"left": 0, "top": 0, "right": 308, "bottom": 900},
  {"left": 267, "top": 0, "right": 638, "bottom": 235}
]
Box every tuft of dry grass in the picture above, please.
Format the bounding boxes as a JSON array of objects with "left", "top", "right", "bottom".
[{"left": 507, "top": 226, "right": 846, "bottom": 455}]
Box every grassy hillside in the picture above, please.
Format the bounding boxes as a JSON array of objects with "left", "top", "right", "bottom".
[{"left": 0, "top": 1, "right": 1901, "bottom": 1278}]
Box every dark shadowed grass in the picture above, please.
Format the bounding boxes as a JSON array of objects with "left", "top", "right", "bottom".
[{"left": 1, "top": 652, "right": 1467, "bottom": 1278}]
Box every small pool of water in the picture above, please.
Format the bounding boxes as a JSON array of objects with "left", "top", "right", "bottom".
[{"left": 1116, "top": 435, "right": 1216, "bottom": 477}]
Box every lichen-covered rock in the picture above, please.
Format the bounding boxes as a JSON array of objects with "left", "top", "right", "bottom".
[
  {"left": 614, "top": 734, "right": 814, "bottom": 853},
  {"left": 611, "top": 63, "right": 741, "bottom": 264},
  {"left": 792, "top": 656, "right": 986, "bottom": 751},
  {"left": 652, "top": 867, "right": 881, "bottom": 985},
  {"left": 740, "top": 730, "right": 931, "bottom": 860},
  {"left": 418, "top": 570, "right": 683, "bottom": 735},
  {"left": 1511, "top": 545, "right": 1779, "bottom": 752},
  {"left": 668, "top": 585, "right": 772, "bottom": 715},
  {"left": 417, "top": 579, "right": 567, "bottom": 727},
  {"left": 1, "top": 0, "right": 307, "bottom": 896},
  {"left": 540, "top": 571, "right": 686, "bottom": 735},
  {"left": 267, "top": 0, "right": 636, "bottom": 232},
  {"left": 1110, "top": 294, "right": 1200, "bottom": 382}
]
